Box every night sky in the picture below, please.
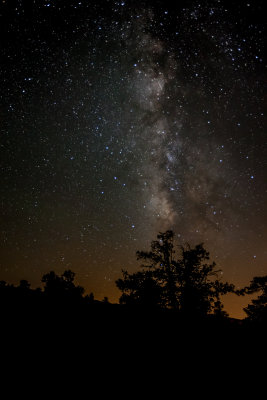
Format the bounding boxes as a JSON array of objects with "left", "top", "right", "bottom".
[{"left": 1, "top": 0, "right": 266, "bottom": 318}]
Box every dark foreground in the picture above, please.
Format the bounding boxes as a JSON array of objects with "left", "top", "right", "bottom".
[
  {"left": 1, "top": 300, "right": 266, "bottom": 394},
  {"left": 2, "top": 300, "right": 266, "bottom": 349}
]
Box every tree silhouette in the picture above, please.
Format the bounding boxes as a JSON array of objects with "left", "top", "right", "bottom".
[
  {"left": 19, "top": 279, "right": 31, "bottom": 290},
  {"left": 41, "top": 270, "right": 84, "bottom": 303},
  {"left": 240, "top": 275, "right": 267, "bottom": 324},
  {"left": 116, "top": 270, "right": 163, "bottom": 308},
  {"left": 174, "top": 243, "right": 235, "bottom": 317},
  {"left": 135, "top": 230, "right": 179, "bottom": 309},
  {"left": 86, "top": 292, "right": 95, "bottom": 304},
  {"left": 116, "top": 230, "right": 235, "bottom": 317},
  {"left": 102, "top": 296, "right": 109, "bottom": 303}
]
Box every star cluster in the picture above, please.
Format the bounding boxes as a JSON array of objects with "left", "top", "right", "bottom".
[{"left": 0, "top": 0, "right": 266, "bottom": 317}]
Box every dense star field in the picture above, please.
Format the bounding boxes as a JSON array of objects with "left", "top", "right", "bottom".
[{"left": 0, "top": 0, "right": 266, "bottom": 318}]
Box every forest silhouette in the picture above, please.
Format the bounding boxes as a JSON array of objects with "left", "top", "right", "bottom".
[
  {"left": 2, "top": 230, "right": 265, "bottom": 393},
  {"left": 1, "top": 230, "right": 266, "bottom": 337}
]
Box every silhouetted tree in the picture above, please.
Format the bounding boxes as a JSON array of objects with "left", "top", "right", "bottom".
[
  {"left": 174, "top": 243, "right": 235, "bottom": 317},
  {"left": 240, "top": 275, "right": 267, "bottom": 324},
  {"left": 19, "top": 280, "right": 31, "bottom": 290},
  {"left": 116, "top": 270, "right": 163, "bottom": 308},
  {"left": 116, "top": 230, "right": 235, "bottom": 317},
  {"left": 102, "top": 296, "right": 109, "bottom": 303},
  {"left": 41, "top": 270, "right": 84, "bottom": 303},
  {"left": 136, "top": 230, "right": 178, "bottom": 309},
  {"left": 86, "top": 292, "right": 95, "bottom": 303}
]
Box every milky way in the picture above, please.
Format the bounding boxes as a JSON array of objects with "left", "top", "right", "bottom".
[{"left": 0, "top": 0, "right": 266, "bottom": 317}]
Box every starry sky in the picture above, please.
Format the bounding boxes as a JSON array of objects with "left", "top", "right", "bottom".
[{"left": 1, "top": 0, "right": 266, "bottom": 318}]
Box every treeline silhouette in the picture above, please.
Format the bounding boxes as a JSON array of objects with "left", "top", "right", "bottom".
[
  {"left": 1, "top": 230, "right": 266, "bottom": 334},
  {"left": 1, "top": 230, "right": 267, "bottom": 377},
  {"left": 0, "top": 268, "right": 111, "bottom": 327}
]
